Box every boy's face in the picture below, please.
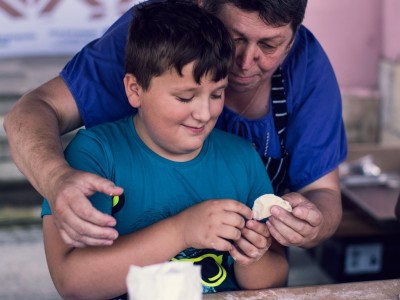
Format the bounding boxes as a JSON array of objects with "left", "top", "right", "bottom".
[{"left": 127, "top": 62, "right": 227, "bottom": 161}]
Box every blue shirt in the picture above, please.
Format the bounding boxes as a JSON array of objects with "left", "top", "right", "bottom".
[
  {"left": 60, "top": 1, "right": 347, "bottom": 192},
  {"left": 42, "top": 116, "right": 274, "bottom": 294}
]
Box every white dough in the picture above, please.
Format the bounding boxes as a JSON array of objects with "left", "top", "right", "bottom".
[{"left": 252, "top": 194, "right": 292, "bottom": 220}]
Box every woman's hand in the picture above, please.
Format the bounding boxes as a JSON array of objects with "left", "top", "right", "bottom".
[
  {"left": 266, "top": 192, "right": 323, "bottom": 247},
  {"left": 267, "top": 169, "right": 342, "bottom": 248},
  {"left": 48, "top": 167, "right": 123, "bottom": 247}
]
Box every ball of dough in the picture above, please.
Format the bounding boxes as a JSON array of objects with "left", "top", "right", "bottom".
[{"left": 252, "top": 194, "right": 292, "bottom": 220}]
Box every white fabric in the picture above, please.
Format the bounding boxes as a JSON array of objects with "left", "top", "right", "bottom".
[{"left": 126, "top": 261, "right": 202, "bottom": 300}]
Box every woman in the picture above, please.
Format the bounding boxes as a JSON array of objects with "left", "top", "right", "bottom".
[{"left": 4, "top": 0, "right": 347, "bottom": 249}]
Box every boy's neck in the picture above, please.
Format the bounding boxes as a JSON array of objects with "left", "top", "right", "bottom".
[{"left": 132, "top": 115, "right": 204, "bottom": 162}]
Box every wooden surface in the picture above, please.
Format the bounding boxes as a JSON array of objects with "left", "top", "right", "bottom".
[
  {"left": 203, "top": 279, "right": 400, "bottom": 300},
  {"left": 340, "top": 144, "right": 400, "bottom": 228},
  {"left": 334, "top": 203, "right": 399, "bottom": 237},
  {"left": 341, "top": 184, "right": 400, "bottom": 225}
]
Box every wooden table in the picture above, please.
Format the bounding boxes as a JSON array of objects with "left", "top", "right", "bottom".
[
  {"left": 341, "top": 144, "right": 400, "bottom": 230},
  {"left": 203, "top": 279, "right": 400, "bottom": 300}
]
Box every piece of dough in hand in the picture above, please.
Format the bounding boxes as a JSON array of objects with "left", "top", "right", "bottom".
[{"left": 252, "top": 194, "right": 292, "bottom": 220}]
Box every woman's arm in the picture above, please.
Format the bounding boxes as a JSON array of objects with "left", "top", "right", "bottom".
[
  {"left": 4, "top": 76, "right": 80, "bottom": 194},
  {"left": 4, "top": 77, "right": 121, "bottom": 247}
]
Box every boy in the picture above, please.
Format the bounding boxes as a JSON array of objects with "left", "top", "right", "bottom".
[{"left": 41, "top": 1, "right": 288, "bottom": 299}]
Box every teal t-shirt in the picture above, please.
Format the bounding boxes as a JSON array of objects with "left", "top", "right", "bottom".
[{"left": 42, "top": 116, "right": 273, "bottom": 294}]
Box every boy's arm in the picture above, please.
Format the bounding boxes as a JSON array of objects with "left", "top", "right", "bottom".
[
  {"left": 4, "top": 76, "right": 121, "bottom": 247},
  {"left": 228, "top": 147, "right": 288, "bottom": 289},
  {"left": 233, "top": 240, "right": 288, "bottom": 290},
  {"left": 43, "top": 215, "right": 186, "bottom": 300},
  {"left": 229, "top": 219, "right": 288, "bottom": 290},
  {"left": 227, "top": 146, "right": 288, "bottom": 289},
  {"left": 44, "top": 199, "right": 253, "bottom": 299}
]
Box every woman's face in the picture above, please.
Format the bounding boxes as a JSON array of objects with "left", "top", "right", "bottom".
[{"left": 217, "top": 4, "right": 294, "bottom": 94}]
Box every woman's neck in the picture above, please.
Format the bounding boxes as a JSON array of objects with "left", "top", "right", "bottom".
[{"left": 225, "top": 81, "right": 271, "bottom": 119}]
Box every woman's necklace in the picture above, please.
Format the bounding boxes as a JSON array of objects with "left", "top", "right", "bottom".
[
  {"left": 237, "top": 81, "right": 271, "bottom": 117},
  {"left": 238, "top": 95, "right": 258, "bottom": 116}
]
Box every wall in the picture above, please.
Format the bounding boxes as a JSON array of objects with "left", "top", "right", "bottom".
[
  {"left": 304, "top": 0, "right": 400, "bottom": 143},
  {"left": 382, "top": 0, "right": 400, "bottom": 61},
  {"left": 304, "top": 0, "right": 382, "bottom": 90},
  {"left": 381, "top": 0, "right": 400, "bottom": 136}
]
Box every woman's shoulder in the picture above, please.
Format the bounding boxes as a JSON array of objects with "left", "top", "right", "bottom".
[
  {"left": 282, "top": 25, "right": 337, "bottom": 102},
  {"left": 285, "top": 25, "right": 327, "bottom": 66}
]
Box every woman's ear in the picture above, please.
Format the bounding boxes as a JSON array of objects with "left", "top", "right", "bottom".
[{"left": 124, "top": 73, "right": 141, "bottom": 108}]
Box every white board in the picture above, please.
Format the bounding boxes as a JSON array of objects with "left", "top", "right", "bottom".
[{"left": 0, "top": 0, "right": 140, "bottom": 58}]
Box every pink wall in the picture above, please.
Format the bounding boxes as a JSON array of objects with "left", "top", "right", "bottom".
[
  {"left": 383, "top": 0, "right": 400, "bottom": 61},
  {"left": 303, "top": 0, "right": 382, "bottom": 90}
]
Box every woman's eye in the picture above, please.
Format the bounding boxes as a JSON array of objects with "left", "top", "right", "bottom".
[
  {"left": 259, "top": 43, "right": 276, "bottom": 53},
  {"left": 260, "top": 43, "right": 273, "bottom": 49}
]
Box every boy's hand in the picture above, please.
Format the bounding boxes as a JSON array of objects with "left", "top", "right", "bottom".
[
  {"left": 175, "top": 199, "right": 252, "bottom": 252},
  {"left": 229, "top": 219, "right": 271, "bottom": 266}
]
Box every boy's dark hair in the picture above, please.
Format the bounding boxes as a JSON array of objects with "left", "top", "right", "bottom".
[
  {"left": 125, "top": 0, "right": 235, "bottom": 91},
  {"left": 202, "top": 0, "right": 308, "bottom": 36}
]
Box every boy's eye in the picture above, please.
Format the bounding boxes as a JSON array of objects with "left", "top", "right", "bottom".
[
  {"left": 177, "top": 96, "right": 194, "bottom": 103},
  {"left": 211, "top": 94, "right": 223, "bottom": 100},
  {"left": 234, "top": 37, "right": 245, "bottom": 44}
]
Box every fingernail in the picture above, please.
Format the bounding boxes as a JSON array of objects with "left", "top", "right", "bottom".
[{"left": 271, "top": 207, "right": 279, "bottom": 215}]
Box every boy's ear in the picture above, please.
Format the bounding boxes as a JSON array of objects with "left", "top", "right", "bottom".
[{"left": 124, "top": 73, "right": 141, "bottom": 108}]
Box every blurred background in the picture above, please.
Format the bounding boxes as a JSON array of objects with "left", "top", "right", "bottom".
[{"left": 0, "top": 0, "right": 399, "bottom": 299}]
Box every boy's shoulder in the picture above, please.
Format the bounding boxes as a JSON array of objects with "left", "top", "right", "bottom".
[
  {"left": 84, "top": 117, "right": 130, "bottom": 136},
  {"left": 209, "top": 128, "right": 255, "bottom": 151},
  {"left": 72, "top": 117, "right": 132, "bottom": 147}
]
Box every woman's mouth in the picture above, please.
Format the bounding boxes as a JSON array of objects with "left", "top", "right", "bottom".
[{"left": 229, "top": 72, "right": 254, "bottom": 85}]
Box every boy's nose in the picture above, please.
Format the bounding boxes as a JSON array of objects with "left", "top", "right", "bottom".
[{"left": 192, "top": 99, "right": 211, "bottom": 122}]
